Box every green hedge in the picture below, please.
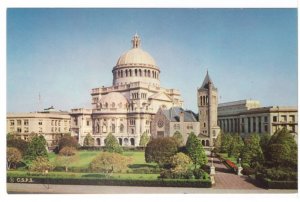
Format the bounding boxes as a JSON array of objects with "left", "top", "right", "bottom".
[
  {"left": 7, "top": 176, "right": 211, "bottom": 188},
  {"left": 256, "top": 174, "right": 297, "bottom": 189}
]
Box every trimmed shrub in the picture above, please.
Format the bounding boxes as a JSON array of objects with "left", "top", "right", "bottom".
[{"left": 193, "top": 168, "right": 205, "bottom": 179}]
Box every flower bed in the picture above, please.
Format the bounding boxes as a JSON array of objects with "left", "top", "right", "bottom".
[{"left": 224, "top": 159, "right": 238, "bottom": 172}]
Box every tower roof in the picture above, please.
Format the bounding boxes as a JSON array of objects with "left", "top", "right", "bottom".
[{"left": 200, "top": 71, "right": 215, "bottom": 89}]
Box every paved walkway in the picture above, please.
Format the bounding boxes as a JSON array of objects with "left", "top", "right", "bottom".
[{"left": 211, "top": 158, "right": 264, "bottom": 190}]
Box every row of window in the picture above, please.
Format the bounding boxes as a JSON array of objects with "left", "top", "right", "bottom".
[
  {"left": 132, "top": 92, "right": 147, "bottom": 99},
  {"left": 273, "top": 115, "right": 295, "bottom": 122},
  {"left": 114, "top": 68, "right": 159, "bottom": 79}
]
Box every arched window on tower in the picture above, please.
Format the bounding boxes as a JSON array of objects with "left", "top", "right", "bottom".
[
  {"left": 121, "top": 70, "right": 123, "bottom": 77},
  {"left": 144, "top": 69, "right": 147, "bottom": 77},
  {"left": 112, "top": 102, "right": 115, "bottom": 108},
  {"left": 135, "top": 69, "right": 137, "bottom": 76},
  {"left": 129, "top": 69, "right": 132, "bottom": 77},
  {"left": 139, "top": 69, "right": 142, "bottom": 76},
  {"left": 105, "top": 102, "right": 108, "bottom": 108},
  {"left": 152, "top": 71, "right": 154, "bottom": 78},
  {"left": 125, "top": 69, "right": 128, "bottom": 77},
  {"left": 200, "top": 96, "right": 202, "bottom": 106},
  {"left": 148, "top": 70, "right": 150, "bottom": 77}
]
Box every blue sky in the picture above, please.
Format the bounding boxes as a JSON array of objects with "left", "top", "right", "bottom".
[{"left": 7, "top": 8, "right": 297, "bottom": 113}]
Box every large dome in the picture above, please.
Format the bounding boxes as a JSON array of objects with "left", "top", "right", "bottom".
[
  {"left": 112, "top": 34, "right": 160, "bottom": 87},
  {"left": 116, "top": 48, "right": 157, "bottom": 67}
]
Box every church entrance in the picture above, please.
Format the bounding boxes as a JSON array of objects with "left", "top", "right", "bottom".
[{"left": 157, "top": 131, "right": 164, "bottom": 138}]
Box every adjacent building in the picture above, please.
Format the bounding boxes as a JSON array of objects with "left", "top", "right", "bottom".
[
  {"left": 217, "top": 100, "right": 298, "bottom": 137},
  {"left": 151, "top": 72, "right": 221, "bottom": 148},
  {"left": 6, "top": 107, "right": 71, "bottom": 146}
]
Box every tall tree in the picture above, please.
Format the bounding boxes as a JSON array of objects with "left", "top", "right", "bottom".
[
  {"left": 145, "top": 137, "right": 178, "bottom": 166},
  {"left": 57, "top": 133, "right": 79, "bottom": 152},
  {"left": 25, "top": 135, "right": 48, "bottom": 161},
  {"left": 172, "top": 131, "right": 184, "bottom": 147},
  {"left": 7, "top": 147, "right": 22, "bottom": 170},
  {"left": 104, "top": 133, "right": 123, "bottom": 153},
  {"left": 213, "top": 131, "right": 222, "bottom": 153},
  {"left": 221, "top": 133, "right": 233, "bottom": 153},
  {"left": 139, "top": 132, "right": 150, "bottom": 147},
  {"left": 266, "top": 128, "right": 297, "bottom": 168},
  {"left": 241, "top": 133, "right": 264, "bottom": 168},
  {"left": 228, "top": 133, "right": 244, "bottom": 158},
  {"left": 83, "top": 133, "right": 95, "bottom": 147},
  {"left": 7, "top": 134, "right": 29, "bottom": 157},
  {"left": 185, "top": 132, "right": 207, "bottom": 169}
]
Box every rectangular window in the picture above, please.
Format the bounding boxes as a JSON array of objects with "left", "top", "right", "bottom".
[
  {"left": 264, "top": 124, "right": 268, "bottom": 133},
  {"left": 247, "top": 118, "right": 251, "bottom": 133},
  {"left": 17, "top": 120, "right": 22, "bottom": 126},
  {"left": 24, "top": 119, "right": 29, "bottom": 126},
  {"left": 39, "top": 127, "right": 43, "bottom": 133},
  {"left": 264, "top": 116, "right": 268, "bottom": 123},
  {"left": 10, "top": 120, "right": 14, "bottom": 126},
  {"left": 289, "top": 115, "right": 295, "bottom": 122},
  {"left": 17, "top": 127, "right": 22, "bottom": 133},
  {"left": 87, "top": 121, "right": 90, "bottom": 126},
  {"left": 51, "top": 120, "right": 54, "bottom": 126},
  {"left": 38, "top": 120, "right": 43, "bottom": 125},
  {"left": 24, "top": 127, "right": 29, "bottom": 133},
  {"left": 281, "top": 115, "right": 287, "bottom": 122},
  {"left": 273, "top": 116, "right": 277, "bottom": 122}
]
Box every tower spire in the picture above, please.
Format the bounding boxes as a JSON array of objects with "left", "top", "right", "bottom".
[{"left": 131, "top": 33, "right": 141, "bottom": 48}]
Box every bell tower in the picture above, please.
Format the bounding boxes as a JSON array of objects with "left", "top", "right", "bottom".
[{"left": 197, "top": 71, "right": 220, "bottom": 146}]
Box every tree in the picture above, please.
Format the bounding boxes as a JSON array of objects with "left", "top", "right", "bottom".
[
  {"left": 139, "top": 132, "right": 150, "bottom": 147},
  {"left": 241, "top": 134, "right": 263, "bottom": 168},
  {"left": 83, "top": 133, "right": 95, "bottom": 147},
  {"left": 7, "top": 134, "right": 29, "bottom": 157},
  {"left": 172, "top": 131, "right": 184, "bottom": 147},
  {"left": 221, "top": 133, "right": 233, "bottom": 153},
  {"left": 104, "top": 133, "right": 123, "bottom": 153},
  {"left": 213, "top": 131, "right": 222, "bottom": 153},
  {"left": 170, "top": 152, "right": 191, "bottom": 173},
  {"left": 25, "top": 135, "right": 48, "bottom": 161},
  {"left": 55, "top": 146, "right": 78, "bottom": 172},
  {"left": 185, "top": 132, "right": 207, "bottom": 169},
  {"left": 265, "top": 128, "right": 297, "bottom": 168},
  {"left": 228, "top": 133, "right": 244, "bottom": 158},
  {"left": 89, "top": 152, "right": 132, "bottom": 175},
  {"left": 145, "top": 137, "right": 178, "bottom": 166},
  {"left": 259, "top": 133, "right": 271, "bottom": 156},
  {"left": 7, "top": 147, "right": 22, "bottom": 170},
  {"left": 57, "top": 134, "right": 78, "bottom": 152},
  {"left": 29, "top": 156, "right": 54, "bottom": 174}
]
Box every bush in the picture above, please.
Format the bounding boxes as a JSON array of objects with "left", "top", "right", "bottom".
[
  {"left": 57, "top": 134, "right": 79, "bottom": 153},
  {"left": 259, "top": 167, "right": 297, "bottom": 181},
  {"left": 159, "top": 169, "right": 194, "bottom": 179},
  {"left": 193, "top": 168, "right": 205, "bottom": 179}
]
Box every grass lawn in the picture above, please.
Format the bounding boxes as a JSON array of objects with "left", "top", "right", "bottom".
[{"left": 48, "top": 150, "right": 155, "bottom": 169}]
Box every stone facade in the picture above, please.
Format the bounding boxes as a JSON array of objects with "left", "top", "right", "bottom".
[
  {"left": 218, "top": 100, "right": 298, "bottom": 138},
  {"left": 151, "top": 72, "right": 221, "bottom": 149},
  {"left": 70, "top": 34, "right": 183, "bottom": 146},
  {"left": 6, "top": 108, "right": 71, "bottom": 146}
]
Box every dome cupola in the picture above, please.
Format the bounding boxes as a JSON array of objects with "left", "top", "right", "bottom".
[{"left": 112, "top": 34, "right": 160, "bottom": 86}]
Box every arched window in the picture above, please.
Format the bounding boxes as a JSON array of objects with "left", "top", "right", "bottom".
[
  {"left": 105, "top": 102, "right": 108, "bottom": 108},
  {"left": 152, "top": 71, "right": 154, "bottom": 78},
  {"left": 97, "top": 138, "right": 101, "bottom": 146},
  {"left": 112, "top": 102, "right": 115, "bottom": 108},
  {"left": 131, "top": 128, "right": 134, "bottom": 134},
  {"left": 124, "top": 138, "right": 129, "bottom": 146},
  {"left": 120, "top": 124, "right": 124, "bottom": 133},
  {"left": 206, "top": 140, "right": 209, "bottom": 146},
  {"left": 96, "top": 123, "right": 100, "bottom": 133},
  {"left": 102, "top": 124, "right": 107, "bottom": 133},
  {"left": 135, "top": 69, "right": 137, "bottom": 76},
  {"left": 125, "top": 69, "right": 128, "bottom": 77},
  {"left": 99, "top": 103, "right": 102, "bottom": 109},
  {"left": 148, "top": 70, "right": 150, "bottom": 77},
  {"left": 118, "top": 138, "right": 123, "bottom": 145},
  {"left": 112, "top": 124, "right": 115, "bottom": 133},
  {"left": 204, "top": 122, "right": 206, "bottom": 127},
  {"left": 144, "top": 69, "right": 147, "bottom": 77},
  {"left": 202, "top": 140, "right": 205, "bottom": 146},
  {"left": 121, "top": 70, "right": 123, "bottom": 77},
  {"left": 129, "top": 69, "right": 132, "bottom": 77},
  {"left": 130, "top": 138, "right": 135, "bottom": 146},
  {"left": 139, "top": 69, "right": 142, "bottom": 76}
]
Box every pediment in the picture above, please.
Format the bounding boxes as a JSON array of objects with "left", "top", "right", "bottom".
[{"left": 149, "top": 92, "right": 172, "bottom": 102}]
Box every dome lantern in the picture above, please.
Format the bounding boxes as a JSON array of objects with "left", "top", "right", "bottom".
[{"left": 131, "top": 33, "right": 141, "bottom": 48}]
